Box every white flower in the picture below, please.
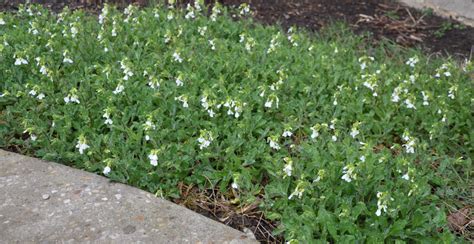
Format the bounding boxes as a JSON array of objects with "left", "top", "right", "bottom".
[
  {"left": 14, "top": 57, "right": 28, "bottom": 66},
  {"left": 30, "top": 134, "right": 37, "bottom": 141},
  {"left": 175, "top": 77, "right": 183, "bottom": 86},
  {"left": 70, "top": 26, "right": 78, "bottom": 37},
  {"left": 341, "top": 172, "right": 351, "bottom": 182},
  {"left": 332, "top": 135, "right": 337, "bottom": 142},
  {"left": 288, "top": 186, "right": 304, "bottom": 200},
  {"left": 341, "top": 164, "right": 356, "bottom": 182},
  {"left": 239, "top": 4, "right": 250, "bottom": 15},
  {"left": 103, "top": 111, "right": 113, "bottom": 125},
  {"left": 231, "top": 182, "right": 239, "bottom": 189},
  {"left": 405, "top": 56, "right": 418, "bottom": 67},
  {"left": 448, "top": 86, "right": 456, "bottom": 99},
  {"left": 350, "top": 129, "right": 359, "bottom": 138},
  {"left": 198, "top": 26, "right": 207, "bottom": 36},
  {"left": 234, "top": 106, "right": 242, "bottom": 118},
  {"left": 375, "top": 191, "right": 393, "bottom": 216},
  {"left": 175, "top": 96, "right": 189, "bottom": 108},
  {"left": 375, "top": 208, "right": 382, "bottom": 217},
  {"left": 40, "top": 65, "right": 48, "bottom": 75},
  {"left": 210, "top": 5, "right": 221, "bottom": 21},
  {"left": 330, "top": 119, "right": 336, "bottom": 130},
  {"left": 199, "top": 97, "right": 209, "bottom": 108},
  {"left": 264, "top": 96, "right": 279, "bottom": 109},
  {"left": 63, "top": 57, "right": 73, "bottom": 64},
  {"left": 283, "top": 158, "right": 292, "bottom": 177},
  {"left": 98, "top": 14, "right": 106, "bottom": 24},
  {"left": 0, "top": 18, "right": 5, "bottom": 25},
  {"left": 37, "top": 93, "right": 45, "bottom": 100},
  {"left": 267, "top": 137, "right": 280, "bottom": 150},
  {"left": 185, "top": 8, "right": 195, "bottom": 19},
  {"left": 404, "top": 99, "right": 416, "bottom": 109},
  {"left": 197, "top": 130, "right": 213, "bottom": 150},
  {"left": 113, "top": 85, "right": 125, "bottom": 94},
  {"left": 239, "top": 33, "right": 245, "bottom": 43},
  {"left": 402, "top": 132, "right": 410, "bottom": 142},
  {"left": 71, "top": 95, "right": 80, "bottom": 103},
  {"left": 403, "top": 140, "right": 415, "bottom": 154},
  {"left": 391, "top": 87, "right": 401, "bottom": 103},
  {"left": 76, "top": 140, "right": 90, "bottom": 155},
  {"left": 148, "top": 153, "right": 158, "bottom": 166},
  {"left": 119, "top": 61, "right": 134, "bottom": 80},
  {"left": 444, "top": 71, "right": 451, "bottom": 77},
  {"left": 104, "top": 118, "right": 113, "bottom": 125},
  {"left": 29, "top": 90, "right": 37, "bottom": 96},
  {"left": 264, "top": 100, "right": 272, "bottom": 108},
  {"left": 310, "top": 127, "right": 319, "bottom": 139},
  {"left": 207, "top": 109, "right": 215, "bottom": 118},
  {"left": 421, "top": 91, "right": 429, "bottom": 106},
  {"left": 208, "top": 39, "right": 216, "bottom": 50},
  {"left": 173, "top": 52, "right": 183, "bottom": 63},
  {"left": 282, "top": 131, "right": 292, "bottom": 138},
  {"left": 147, "top": 77, "right": 160, "bottom": 89},
  {"left": 197, "top": 137, "right": 211, "bottom": 149},
  {"left": 194, "top": 0, "right": 202, "bottom": 11},
  {"left": 167, "top": 12, "right": 174, "bottom": 20},
  {"left": 441, "top": 114, "right": 447, "bottom": 123},
  {"left": 64, "top": 94, "right": 80, "bottom": 104},
  {"left": 402, "top": 173, "right": 410, "bottom": 181},
  {"left": 103, "top": 166, "right": 111, "bottom": 175}
]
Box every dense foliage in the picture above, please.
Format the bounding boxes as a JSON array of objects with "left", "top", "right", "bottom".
[{"left": 0, "top": 2, "right": 472, "bottom": 242}]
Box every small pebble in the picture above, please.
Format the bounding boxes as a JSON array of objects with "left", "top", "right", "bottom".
[{"left": 42, "top": 194, "right": 50, "bottom": 200}]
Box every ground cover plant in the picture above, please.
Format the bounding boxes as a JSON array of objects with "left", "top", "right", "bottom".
[{"left": 0, "top": 2, "right": 472, "bottom": 242}]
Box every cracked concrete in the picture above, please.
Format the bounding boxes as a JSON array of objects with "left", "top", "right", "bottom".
[{"left": 0, "top": 150, "right": 257, "bottom": 244}]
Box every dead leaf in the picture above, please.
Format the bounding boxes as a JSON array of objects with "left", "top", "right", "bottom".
[{"left": 447, "top": 207, "right": 471, "bottom": 232}]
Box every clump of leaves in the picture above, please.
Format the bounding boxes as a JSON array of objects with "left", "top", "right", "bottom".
[{"left": 0, "top": 2, "right": 472, "bottom": 242}]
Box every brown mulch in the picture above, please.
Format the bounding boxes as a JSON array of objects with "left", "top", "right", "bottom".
[
  {"left": 447, "top": 207, "right": 473, "bottom": 239},
  {"left": 174, "top": 182, "right": 283, "bottom": 243}
]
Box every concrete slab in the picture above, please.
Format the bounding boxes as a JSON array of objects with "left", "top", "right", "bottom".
[
  {"left": 399, "top": 0, "right": 474, "bottom": 26},
  {"left": 0, "top": 150, "right": 257, "bottom": 244}
]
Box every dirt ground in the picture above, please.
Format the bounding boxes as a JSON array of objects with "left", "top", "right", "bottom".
[{"left": 1, "top": 0, "right": 473, "bottom": 242}]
